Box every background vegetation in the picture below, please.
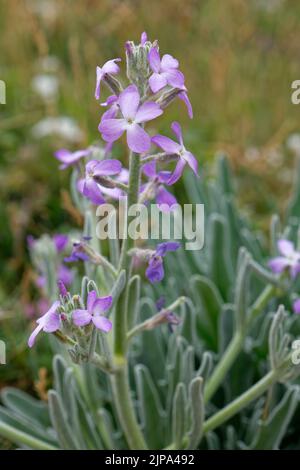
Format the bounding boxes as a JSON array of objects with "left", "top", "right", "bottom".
[{"left": 0, "top": 0, "right": 300, "bottom": 413}]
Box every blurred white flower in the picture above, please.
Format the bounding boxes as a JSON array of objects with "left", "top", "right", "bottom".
[
  {"left": 31, "top": 117, "right": 84, "bottom": 143},
  {"left": 287, "top": 134, "right": 300, "bottom": 156},
  {"left": 31, "top": 74, "right": 59, "bottom": 101}
]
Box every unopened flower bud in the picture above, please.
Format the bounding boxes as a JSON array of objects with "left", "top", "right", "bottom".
[{"left": 58, "top": 280, "right": 68, "bottom": 297}]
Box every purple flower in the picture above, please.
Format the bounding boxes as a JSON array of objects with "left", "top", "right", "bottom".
[
  {"left": 268, "top": 239, "right": 300, "bottom": 279},
  {"left": 293, "top": 299, "right": 300, "bottom": 314},
  {"left": 28, "top": 301, "right": 61, "bottom": 348},
  {"left": 72, "top": 290, "right": 112, "bottom": 332},
  {"left": 64, "top": 242, "right": 90, "bottom": 263},
  {"left": 95, "top": 58, "right": 121, "bottom": 100},
  {"left": 148, "top": 48, "right": 185, "bottom": 93},
  {"left": 98, "top": 85, "right": 163, "bottom": 153},
  {"left": 146, "top": 241, "right": 180, "bottom": 283},
  {"left": 54, "top": 148, "right": 91, "bottom": 169},
  {"left": 79, "top": 159, "right": 122, "bottom": 205},
  {"left": 152, "top": 121, "right": 198, "bottom": 185},
  {"left": 142, "top": 161, "right": 177, "bottom": 211},
  {"left": 53, "top": 234, "right": 69, "bottom": 252}
]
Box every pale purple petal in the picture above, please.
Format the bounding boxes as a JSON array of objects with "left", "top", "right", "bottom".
[
  {"left": 156, "top": 186, "right": 177, "bottom": 212},
  {"left": 148, "top": 48, "right": 161, "bottom": 73},
  {"left": 95, "top": 66, "right": 104, "bottom": 100},
  {"left": 102, "top": 58, "right": 121, "bottom": 75},
  {"left": 126, "top": 124, "right": 151, "bottom": 153},
  {"left": 77, "top": 178, "right": 85, "bottom": 194},
  {"left": 101, "top": 95, "right": 118, "bottom": 107},
  {"left": 43, "top": 311, "right": 60, "bottom": 333},
  {"left": 291, "top": 263, "right": 300, "bottom": 279},
  {"left": 156, "top": 241, "right": 180, "bottom": 256},
  {"left": 92, "top": 315, "right": 112, "bottom": 332},
  {"left": 28, "top": 323, "right": 43, "bottom": 348},
  {"left": 160, "top": 54, "right": 179, "bottom": 70},
  {"left": 54, "top": 149, "right": 89, "bottom": 169},
  {"left": 293, "top": 299, "right": 300, "bottom": 314},
  {"left": 141, "top": 32, "right": 148, "bottom": 45},
  {"left": 146, "top": 258, "right": 164, "bottom": 283},
  {"left": 165, "top": 69, "right": 185, "bottom": 89},
  {"left": 268, "top": 257, "right": 289, "bottom": 274},
  {"left": 149, "top": 73, "right": 168, "bottom": 93},
  {"left": 37, "top": 301, "right": 60, "bottom": 325},
  {"left": 92, "top": 159, "right": 122, "bottom": 176},
  {"left": 167, "top": 158, "right": 186, "bottom": 185},
  {"left": 92, "top": 296, "right": 113, "bottom": 315},
  {"left": 183, "top": 150, "right": 198, "bottom": 176},
  {"left": 73, "top": 309, "right": 92, "bottom": 327},
  {"left": 171, "top": 121, "right": 183, "bottom": 145},
  {"left": 151, "top": 135, "right": 181, "bottom": 154},
  {"left": 135, "top": 102, "right": 163, "bottom": 123},
  {"left": 157, "top": 170, "right": 172, "bottom": 184},
  {"left": 83, "top": 179, "right": 106, "bottom": 205},
  {"left": 102, "top": 105, "right": 119, "bottom": 121},
  {"left": 277, "top": 239, "right": 295, "bottom": 257},
  {"left": 119, "top": 85, "right": 140, "bottom": 119},
  {"left": 98, "top": 118, "right": 127, "bottom": 142},
  {"left": 142, "top": 161, "right": 157, "bottom": 179},
  {"left": 178, "top": 91, "right": 193, "bottom": 119},
  {"left": 87, "top": 290, "right": 98, "bottom": 313}
]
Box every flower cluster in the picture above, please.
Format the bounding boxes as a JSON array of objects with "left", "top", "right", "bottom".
[
  {"left": 28, "top": 290, "right": 112, "bottom": 348},
  {"left": 29, "top": 32, "right": 196, "bottom": 349}
]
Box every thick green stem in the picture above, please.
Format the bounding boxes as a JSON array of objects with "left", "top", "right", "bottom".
[
  {"left": 203, "top": 368, "right": 278, "bottom": 434},
  {"left": 109, "top": 150, "right": 147, "bottom": 449},
  {"left": 111, "top": 366, "right": 147, "bottom": 449},
  {"left": 0, "top": 422, "right": 58, "bottom": 450},
  {"left": 204, "top": 331, "right": 243, "bottom": 403},
  {"left": 118, "top": 151, "right": 140, "bottom": 273},
  {"left": 204, "top": 284, "right": 276, "bottom": 403}
]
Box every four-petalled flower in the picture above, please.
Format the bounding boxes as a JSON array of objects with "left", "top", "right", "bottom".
[
  {"left": 148, "top": 47, "right": 185, "bottom": 93},
  {"left": 98, "top": 85, "right": 163, "bottom": 153},
  {"left": 146, "top": 241, "right": 180, "bottom": 283},
  {"left": 269, "top": 239, "right": 300, "bottom": 279},
  {"left": 152, "top": 121, "right": 198, "bottom": 185},
  {"left": 72, "top": 290, "right": 112, "bottom": 332},
  {"left": 79, "top": 159, "right": 122, "bottom": 205}
]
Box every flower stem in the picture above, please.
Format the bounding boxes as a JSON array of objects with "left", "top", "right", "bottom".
[
  {"left": 204, "top": 284, "right": 276, "bottom": 403},
  {"left": 127, "top": 296, "right": 186, "bottom": 341},
  {"left": 203, "top": 368, "right": 278, "bottom": 434},
  {"left": 204, "top": 330, "right": 243, "bottom": 403},
  {"left": 111, "top": 366, "right": 147, "bottom": 449},
  {"left": 109, "top": 150, "right": 147, "bottom": 449}
]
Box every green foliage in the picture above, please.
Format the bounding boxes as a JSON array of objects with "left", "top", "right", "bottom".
[{"left": 1, "top": 157, "right": 300, "bottom": 449}]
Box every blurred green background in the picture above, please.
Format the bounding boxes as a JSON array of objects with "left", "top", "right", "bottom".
[{"left": 1, "top": 0, "right": 300, "bottom": 392}]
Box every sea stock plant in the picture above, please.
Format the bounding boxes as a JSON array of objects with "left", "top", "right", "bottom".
[{"left": 1, "top": 32, "right": 300, "bottom": 451}]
